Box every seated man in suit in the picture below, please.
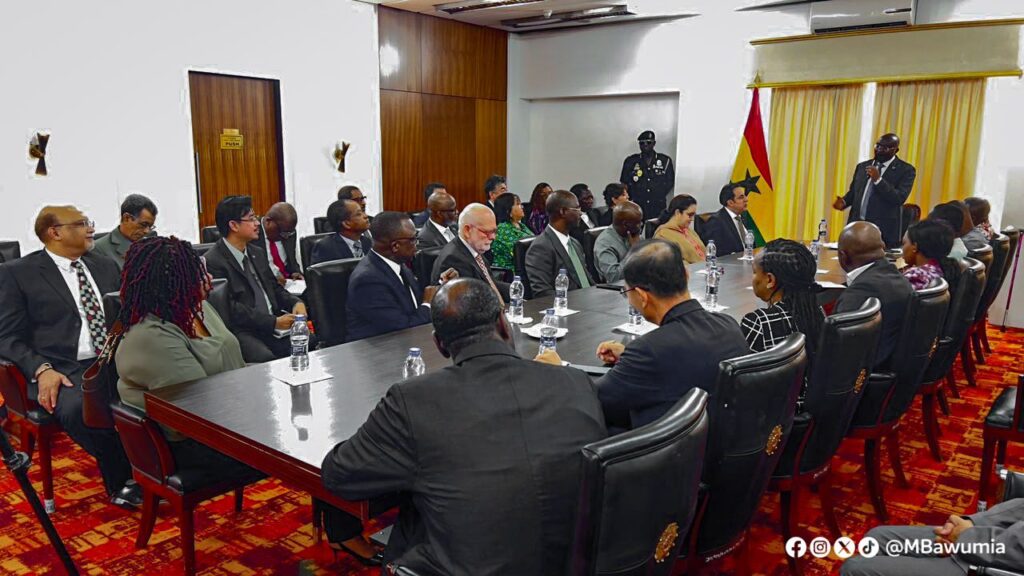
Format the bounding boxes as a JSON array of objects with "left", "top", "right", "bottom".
[
  {"left": 834, "top": 221, "right": 915, "bottom": 368},
  {"left": 310, "top": 199, "right": 371, "bottom": 266},
  {"left": 701, "top": 183, "right": 750, "bottom": 256},
  {"left": 90, "top": 193, "right": 158, "bottom": 269},
  {"left": 593, "top": 200, "right": 644, "bottom": 283},
  {"left": 568, "top": 183, "right": 598, "bottom": 245},
  {"left": 337, "top": 184, "right": 371, "bottom": 219},
  {"left": 255, "top": 202, "right": 302, "bottom": 283},
  {"left": 541, "top": 240, "right": 749, "bottom": 430},
  {"left": 525, "top": 190, "right": 595, "bottom": 298},
  {"left": 0, "top": 205, "right": 137, "bottom": 508},
  {"left": 204, "top": 196, "right": 309, "bottom": 363},
  {"left": 416, "top": 189, "right": 458, "bottom": 251},
  {"left": 430, "top": 203, "right": 510, "bottom": 303},
  {"left": 323, "top": 278, "right": 606, "bottom": 575},
  {"left": 483, "top": 174, "right": 507, "bottom": 211},
  {"left": 345, "top": 212, "right": 456, "bottom": 342},
  {"left": 413, "top": 182, "right": 447, "bottom": 228}
]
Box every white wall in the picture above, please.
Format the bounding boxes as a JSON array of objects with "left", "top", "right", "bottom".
[{"left": 0, "top": 0, "right": 381, "bottom": 251}]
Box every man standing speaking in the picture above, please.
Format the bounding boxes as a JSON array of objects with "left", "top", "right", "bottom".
[{"left": 833, "top": 133, "right": 916, "bottom": 248}]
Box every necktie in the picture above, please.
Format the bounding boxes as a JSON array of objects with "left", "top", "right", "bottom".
[
  {"left": 444, "top": 227, "right": 455, "bottom": 242},
  {"left": 860, "top": 162, "right": 878, "bottom": 218},
  {"left": 734, "top": 215, "right": 747, "bottom": 243},
  {"left": 242, "top": 255, "right": 274, "bottom": 314},
  {"left": 473, "top": 253, "right": 505, "bottom": 305},
  {"left": 267, "top": 240, "right": 288, "bottom": 278},
  {"left": 70, "top": 261, "right": 106, "bottom": 355},
  {"left": 567, "top": 242, "right": 591, "bottom": 289},
  {"left": 400, "top": 267, "right": 420, "bottom": 308},
  {"left": 351, "top": 238, "right": 364, "bottom": 258}
]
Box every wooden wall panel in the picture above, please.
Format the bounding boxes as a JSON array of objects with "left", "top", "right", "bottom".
[
  {"left": 378, "top": 7, "right": 422, "bottom": 93},
  {"left": 421, "top": 94, "right": 477, "bottom": 205},
  {"left": 380, "top": 90, "right": 423, "bottom": 212},
  {"left": 420, "top": 15, "right": 507, "bottom": 101},
  {"left": 475, "top": 98, "right": 507, "bottom": 200}
]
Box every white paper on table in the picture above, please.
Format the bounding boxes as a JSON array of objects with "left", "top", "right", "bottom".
[
  {"left": 506, "top": 315, "right": 534, "bottom": 325},
  {"left": 815, "top": 269, "right": 829, "bottom": 274},
  {"left": 818, "top": 281, "right": 846, "bottom": 290},
  {"left": 614, "top": 321, "right": 658, "bottom": 336},
  {"left": 521, "top": 325, "right": 569, "bottom": 339},
  {"left": 698, "top": 300, "right": 729, "bottom": 312},
  {"left": 823, "top": 242, "right": 839, "bottom": 250},
  {"left": 271, "top": 362, "right": 332, "bottom": 387},
  {"left": 285, "top": 279, "right": 307, "bottom": 295},
  {"left": 694, "top": 269, "right": 708, "bottom": 275},
  {"left": 552, "top": 308, "right": 579, "bottom": 317}
]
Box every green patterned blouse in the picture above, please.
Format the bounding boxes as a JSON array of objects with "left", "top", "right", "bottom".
[{"left": 492, "top": 221, "right": 534, "bottom": 270}]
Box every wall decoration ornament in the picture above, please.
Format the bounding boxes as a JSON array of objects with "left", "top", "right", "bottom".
[
  {"left": 334, "top": 141, "right": 350, "bottom": 173},
  {"left": 29, "top": 133, "right": 49, "bottom": 176}
]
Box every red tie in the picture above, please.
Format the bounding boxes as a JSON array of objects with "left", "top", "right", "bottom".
[{"left": 268, "top": 240, "right": 288, "bottom": 277}]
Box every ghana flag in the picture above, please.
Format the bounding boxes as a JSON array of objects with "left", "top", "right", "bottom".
[{"left": 729, "top": 88, "right": 772, "bottom": 247}]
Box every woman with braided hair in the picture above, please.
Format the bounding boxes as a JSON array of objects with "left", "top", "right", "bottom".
[{"left": 741, "top": 239, "right": 825, "bottom": 360}]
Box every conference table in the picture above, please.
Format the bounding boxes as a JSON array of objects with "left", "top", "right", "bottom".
[{"left": 145, "top": 250, "right": 849, "bottom": 519}]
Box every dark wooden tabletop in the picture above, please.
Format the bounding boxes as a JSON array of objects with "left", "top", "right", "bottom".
[{"left": 145, "top": 250, "right": 847, "bottom": 516}]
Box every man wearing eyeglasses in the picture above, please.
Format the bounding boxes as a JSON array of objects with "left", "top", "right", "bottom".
[
  {"left": 0, "top": 205, "right": 138, "bottom": 509},
  {"left": 91, "top": 194, "right": 158, "bottom": 269},
  {"left": 833, "top": 133, "right": 917, "bottom": 248},
  {"left": 619, "top": 130, "right": 675, "bottom": 220},
  {"left": 430, "top": 203, "right": 509, "bottom": 303},
  {"left": 593, "top": 201, "right": 644, "bottom": 283},
  {"left": 254, "top": 202, "right": 302, "bottom": 284}
]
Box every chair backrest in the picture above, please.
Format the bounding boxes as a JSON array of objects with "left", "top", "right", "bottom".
[
  {"left": 193, "top": 242, "right": 216, "bottom": 258},
  {"left": 305, "top": 258, "right": 360, "bottom": 347},
  {"left": 976, "top": 234, "right": 1011, "bottom": 321},
  {"left": 514, "top": 237, "right": 535, "bottom": 299},
  {"left": 567, "top": 388, "right": 710, "bottom": 576},
  {"left": 0, "top": 362, "right": 31, "bottom": 417},
  {"left": 882, "top": 279, "right": 950, "bottom": 422},
  {"left": 412, "top": 248, "right": 441, "bottom": 288},
  {"left": 102, "top": 291, "right": 121, "bottom": 330},
  {"left": 643, "top": 217, "right": 659, "bottom": 239},
  {"left": 901, "top": 203, "right": 922, "bottom": 238},
  {"left": 969, "top": 244, "right": 994, "bottom": 276},
  {"left": 200, "top": 226, "right": 221, "bottom": 243},
  {"left": 206, "top": 279, "right": 232, "bottom": 331},
  {"left": 299, "top": 233, "right": 333, "bottom": 271},
  {"left": 796, "top": 298, "right": 882, "bottom": 474},
  {"left": 313, "top": 216, "right": 330, "bottom": 234},
  {"left": 922, "top": 259, "right": 986, "bottom": 383},
  {"left": 0, "top": 240, "right": 21, "bottom": 263},
  {"left": 584, "top": 226, "right": 608, "bottom": 283},
  {"left": 694, "top": 212, "right": 714, "bottom": 243},
  {"left": 697, "top": 333, "right": 807, "bottom": 554},
  {"left": 111, "top": 402, "right": 176, "bottom": 486}
]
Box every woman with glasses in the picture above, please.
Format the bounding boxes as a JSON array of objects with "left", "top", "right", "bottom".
[
  {"left": 653, "top": 194, "right": 706, "bottom": 264},
  {"left": 91, "top": 193, "right": 158, "bottom": 268},
  {"left": 526, "top": 182, "right": 553, "bottom": 234},
  {"left": 491, "top": 193, "right": 534, "bottom": 270}
]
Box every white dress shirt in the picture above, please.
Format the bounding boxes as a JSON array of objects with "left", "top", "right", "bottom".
[
  {"left": 432, "top": 219, "right": 455, "bottom": 243},
  {"left": 45, "top": 249, "right": 103, "bottom": 361},
  {"left": 580, "top": 212, "right": 594, "bottom": 229},
  {"left": 260, "top": 221, "right": 289, "bottom": 279},
  {"left": 846, "top": 261, "right": 875, "bottom": 285},
  {"left": 549, "top": 225, "right": 572, "bottom": 254},
  {"left": 372, "top": 251, "right": 422, "bottom": 309}
]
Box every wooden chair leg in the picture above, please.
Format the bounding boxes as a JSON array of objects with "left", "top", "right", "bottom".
[
  {"left": 885, "top": 429, "right": 909, "bottom": 488},
  {"left": 981, "top": 317, "right": 992, "bottom": 354},
  {"left": 20, "top": 426, "right": 34, "bottom": 459},
  {"left": 135, "top": 491, "right": 160, "bottom": 548},
  {"left": 780, "top": 488, "right": 798, "bottom": 541},
  {"left": 997, "top": 439, "right": 1008, "bottom": 466},
  {"left": 937, "top": 388, "right": 950, "bottom": 416},
  {"left": 864, "top": 439, "right": 888, "bottom": 522},
  {"left": 922, "top": 393, "right": 943, "bottom": 462},
  {"left": 734, "top": 533, "right": 751, "bottom": 576},
  {"left": 972, "top": 331, "right": 986, "bottom": 365},
  {"left": 234, "top": 488, "right": 243, "bottom": 513},
  {"left": 945, "top": 372, "right": 961, "bottom": 399},
  {"left": 37, "top": 429, "right": 54, "bottom": 513},
  {"left": 312, "top": 499, "right": 324, "bottom": 543},
  {"left": 818, "top": 471, "right": 843, "bottom": 540},
  {"left": 979, "top": 433, "right": 997, "bottom": 510},
  {"left": 180, "top": 502, "right": 196, "bottom": 576},
  {"left": 960, "top": 342, "right": 978, "bottom": 387}
]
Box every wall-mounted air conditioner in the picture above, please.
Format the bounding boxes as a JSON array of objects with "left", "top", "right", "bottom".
[{"left": 810, "top": 0, "right": 914, "bottom": 34}]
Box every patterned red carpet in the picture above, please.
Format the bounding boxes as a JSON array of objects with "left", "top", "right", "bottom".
[{"left": 1, "top": 327, "right": 1021, "bottom": 575}]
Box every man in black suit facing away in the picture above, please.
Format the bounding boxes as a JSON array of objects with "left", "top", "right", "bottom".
[
  {"left": 834, "top": 221, "right": 915, "bottom": 368},
  {"left": 309, "top": 199, "right": 371, "bottom": 266},
  {"left": 204, "top": 196, "right": 309, "bottom": 363},
  {"left": 345, "top": 212, "right": 457, "bottom": 342},
  {"left": 834, "top": 133, "right": 917, "bottom": 248},
  {"left": 0, "top": 205, "right": 137, "bottom": 508},
  {"left": 412, "top": 182, "right": 447, "bottom": 228},
  {"left": 525, "top": 190, "right": 594, "bottom": 298},
  {"left": 415, "top": 190, "right": 458, "bottom": 251},
  {"left": 430, "top": 203, "right": 510, "bottom": 302},
  {"left": 323, "top": 278, "right": 606, "bottom": 575},
  {"left": 701, "top": 183, "right": 750, "bottom": 256},
  {"left": 254, "top": 202, "right": 302, "bottom": 284}
]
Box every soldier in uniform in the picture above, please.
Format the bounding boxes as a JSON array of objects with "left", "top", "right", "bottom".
[{"left": 619, "top": 130, "right": 675, "bottom": 219}]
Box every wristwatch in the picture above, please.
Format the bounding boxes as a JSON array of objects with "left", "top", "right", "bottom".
[{"left": 34, "top": 362, "right": 54, "bottom": 381}]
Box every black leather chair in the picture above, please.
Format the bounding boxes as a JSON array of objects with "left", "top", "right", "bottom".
[
  {"left": 299, "top": 233, "right": 332, "bottom": 272},
  {"left": 514, "top": 237, "right": 535, "bottom": 299},
  {"left": 901, "top": 203, "right": 922, "bottom": 238},
  {"left": 112, "top": 402, "right": 264, "bottom": 576},
  {"left": 0, "top": 240, "right": 21, "bottom": 263},
  {"left": 583, "top": 226, "right": 608, "bottom": 283},
  {"left": 979, "top": 374, "right": 1024, "bottom": 508},
  {"left": 685, "top": 333, "right": 807, "bottom": 574},
  {"left": 192, "top": 242, "right": 216, "bottom": 258},
  {"left": 694, "top": 212, "right": 714, "bottom": 243},
  {"left": 566, "top": 388, "right": 709, "bottom": 576},
  {"left": 960, "top": 246, "right": 994, "bottom": 387},
  {"left": 0, "top": 361, "right": 62, "bottom": 513},
  {"left": 770, "top": 298, "right": 881, "bottom": 558},
  {"left": 846, "top": 279, "right": 950, "bottom": 521},
  {"left": 200, "top": 226, "right": 221, "bottom": 243},
  {"left": 412, "top": 248, "right": 441, "bottom": 289},
  {"left": 313, "top": 216, "right": 330, "bottom": 234},
  {"left": 205, "top": 279, "right": 231, "bottom": 331},
  {"left": 917, "top": 258, "right": 986, "bottom": 461},
  {"left": 969, "top": 233, "right": 1012, "bottom": 364},
  {"left": 643, "top": 217, "right": 660, "bottom": 240},
  {"left": 304, "top": 258, "right": 360, "bottom": 347},
  {"left": 103, "top": 291, "right": 122, "bottom": 330}
]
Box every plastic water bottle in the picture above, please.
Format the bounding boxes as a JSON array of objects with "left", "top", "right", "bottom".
[
  {"left": 817, "top": 218, "right": 828, "bottom": 244},
  {"left": 538, "top": 309, "right": 559, "bottom": 354},
  {"left": 706, "top": 239, "right": 717, "bottom": 273},
  {"left": 290, "top": 315, "right": 310, "bottom": 371},
  {"left": 509, "top": 275, "right": 525, "bottom": 321},
  {"left": 554, "top": 268, "right": 569, "bottom": 311},
  {"left": 704, "top": 267, "right": 720, "bottom": 309},
  {"left": 628, "top": 305, "right": 644, "bottom": 326},
  {"left": 402, "top": 347, "right": 426, "bottom": 379},
  {"left": 809, "top": 238, "right": 821, "bottom": 261},
  {"left": 742, "top": 229, "right": 755, "bottom": 261}
]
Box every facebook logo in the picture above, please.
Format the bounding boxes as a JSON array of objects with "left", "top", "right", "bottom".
[{"left": 786, "top": 537, "right": 808, "bottom": 558}]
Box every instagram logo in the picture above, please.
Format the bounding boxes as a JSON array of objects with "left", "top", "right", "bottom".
[{"left": 809, "top": 537, "right": 832, "bottom": 558}]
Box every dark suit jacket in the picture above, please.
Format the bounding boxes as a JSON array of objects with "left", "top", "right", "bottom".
[
  {"left": 429, "top": 238, "right": 511, "bottom": 299},
  {"left": 841, "top": 157, "right": 917, "bottom": 248},
  {"left": 253, "top": 222, "right": 300, "bottom": 277},
  {"left": 203, "top": 240, "right": 301, "bottom": 337},
  {"left": 0, "top": 251, "right": 120, "bottom": 378},
  {"left": 412, "top": 210, "right": 431, "bottom": 228},
  {"left": 525, "top": 227, "right": 594, "bottom": 299},
  {"left": 416, "top": 221, "right": 454, "bottom": 252},
  {"left": 321, "top": 340, "right": 606, "bottom": 576},
  {"left": 591, "top": 207, "right": 611, "bottom": 227},
  {"left": 345, "top": 251, "right": 431, "bottom": 342},
  {"left": 701, "top": 207, "right": 746, "bottom": 256},
  {"left": 596, "top": 299, "right": 750, "bottom": 429},
  {"left": 834, "top": 258, "right": 914, "bottom": 368},
  {"left": 309, "top": 233, "right": 372, "bottom": 267}
]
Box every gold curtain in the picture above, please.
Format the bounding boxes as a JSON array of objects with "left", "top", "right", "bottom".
[
  {"left": 872, "top": 79, "right": 986, "bottom": 213},
  {"left": 768, "top": 84, "right": 865, "bottom": 242}
]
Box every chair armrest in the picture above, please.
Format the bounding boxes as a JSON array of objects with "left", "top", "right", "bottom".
[
  {"left": 970, "top": 567, "right": 1024, "bottom": 576},
  {"left": 1003, "top": 469, "right": 1024, "bottom": 501}
]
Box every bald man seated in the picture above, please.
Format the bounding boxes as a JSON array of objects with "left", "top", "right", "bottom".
[
  {"left": 593, "top": 201, "right": 644, "bottom": 283},
  {"left": 834, "top": 221, "right": 915, "bottom": 367},
  {"left": 0, "top": 205, "right": 137, "bottom": 509},
  {"left": 430, "top": 203, "right": 511, "bottom": 302},
  {"left": 416, "top": 190, "right": 458, "bottom": 251},
  {"left": 254, "top": 202, "right": 302, "bottom": 283}
]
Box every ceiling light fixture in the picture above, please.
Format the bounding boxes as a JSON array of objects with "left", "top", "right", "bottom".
[
  {"left": 501, "top": 4, "right": 634, "bottom": 29},
  {"left": 435, "top": 0, "right": 546, "bottom": 15}
]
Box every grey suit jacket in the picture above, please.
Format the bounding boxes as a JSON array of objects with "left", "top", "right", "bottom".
[
  {"left": 416, "top": 220, "right": 454, "bottom": 252},
  {"left": 957, "top": 498, "right": 1024, "bottom": 571},
  {"left": 525, "top": 227, "right": 593, "bottom": 299},
  {"left": 90, "top": 227, "right": 132, "bottom": 269}
]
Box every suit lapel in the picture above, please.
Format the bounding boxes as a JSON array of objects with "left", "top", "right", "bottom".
[
  {"left": 35, "top": 253, "right": 79, "bottom": 314},
  {"left": 456, "top": 239, "right": 484, "bottom": 281},
  {"left": 369, "top": 252, "right": 413, "bottom": 310},
  {"left": 545, "top": 228, "right": 578, "bottom": 285}
]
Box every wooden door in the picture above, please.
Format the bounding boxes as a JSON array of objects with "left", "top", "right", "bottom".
[{"left": 188, "top": 72, "right": 285, "bottom": 228}]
